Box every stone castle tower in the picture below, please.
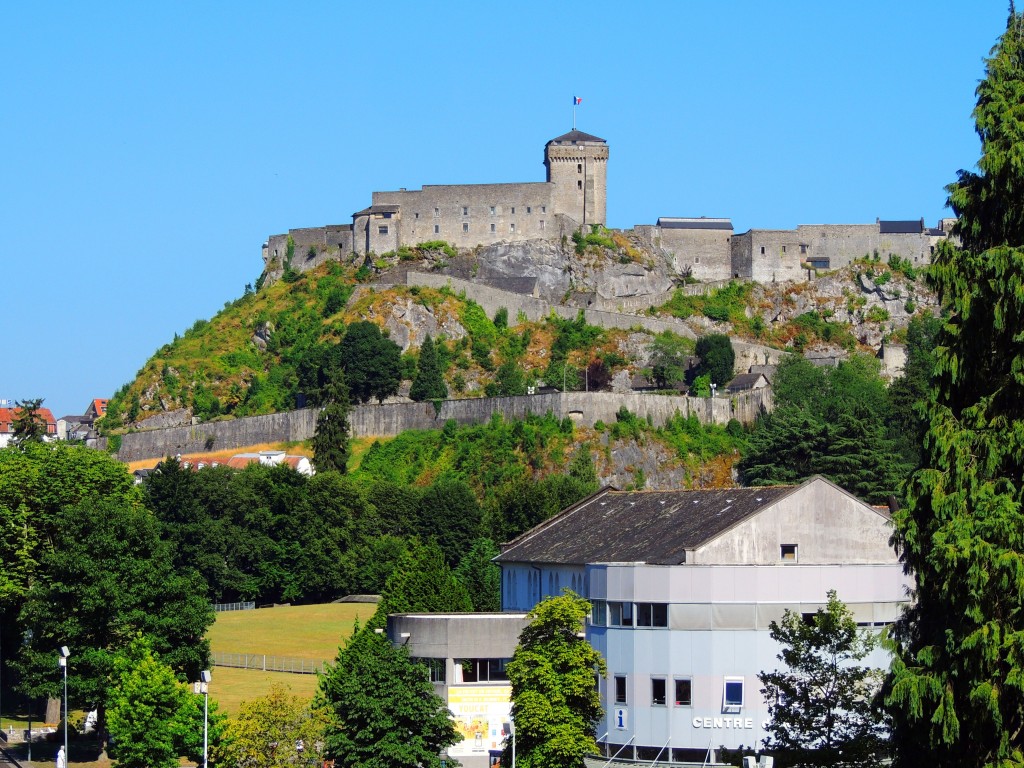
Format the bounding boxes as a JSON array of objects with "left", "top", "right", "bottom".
[{"left": 544, "top": 130, "right": 608, "bottom": 227}]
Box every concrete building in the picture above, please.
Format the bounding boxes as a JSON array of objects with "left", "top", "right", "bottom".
[
  {"left": 385, "top": 612, "right": 530, "bottom": 768},
  {"left": 495, "top": 476, "right": 910, "bottom": 763}
]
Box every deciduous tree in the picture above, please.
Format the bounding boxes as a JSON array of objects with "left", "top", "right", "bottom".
[
  {"left": 693, "top": 333, "right": 735, "bottom": 386},
  {"left": 106, "top": 636, "right": 219, "bottom": 768},
  {"left": 885, "top": 11, "right": 1024, "bottom": 766},
  {"left": 504, "top": 591, "right": 606, "bottom": 768},
  {"left": 759, "top": 591, "right": 888, "bottom": 767},
  {"left": 339, "top": 321, "right": 403, "bottom": 404},
  {"left": 216, "top": 683, "right": 328, "bottom": 768}
]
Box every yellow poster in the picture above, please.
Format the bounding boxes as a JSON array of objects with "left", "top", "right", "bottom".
[{"left": 447, "top": 685, "right": 512, "bottom": 757}]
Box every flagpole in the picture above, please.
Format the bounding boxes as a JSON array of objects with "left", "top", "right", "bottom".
[{"left": 572, "top": 95, "right": 576, "bottom": 130}]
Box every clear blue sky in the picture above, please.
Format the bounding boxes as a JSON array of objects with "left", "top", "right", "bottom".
[{"left": 0, "top": 1, "right": 1008, "bottom": 418}]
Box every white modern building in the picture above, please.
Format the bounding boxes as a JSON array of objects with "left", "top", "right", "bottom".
[{"left": 494, "top": 476, "right": 911, "bottom": 763}]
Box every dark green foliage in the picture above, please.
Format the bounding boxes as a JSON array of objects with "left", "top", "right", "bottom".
[
  {"left": 885, "top": 15, "right": 1024, "bottom": 766},
  {"left": 487, "top": 359, "right": 528, "bottom": 396},
  {"left": 648, "top": 331, "right": 693, "bottom": 389},
  {"left": 319, "top": 624, "right": 459, "bottom": 768},
  {"left": 740, "top": 356, "right": 909, "bottom": 503},
  {"left": 409, "top": 334, "right": 448, "bottom": 402},
  {"left": 340, "top": 321, "right": 403, "bottom": 404},
  {"left": 759, "top": 591, "right": 888, "bottom": 767},
  {"left": 504, "top": 591, "right": 606, "bottom": 768},
  {"left": 454, "top": 537, "right": 501, "bottom": 612},
  {"left": 371, "top": 540, "right": 473, "bottom": 629},
  {"left": 15, "top": 497, "right": 213, "bottom": 722},
  {"left": 663, "top": 281, "right": 753, "bottom": 323},
  {"left": 693, "top": 333, "right": 735, "bottom": 386},
  {"left": 585, "top": 358, "right": 611, "bottom": 390},
  {"left": 416, "top": 478, "right": 482, "bottom": 566},
  {"left": 312, "top": 370, "right": 352, "bottom": 473},
  {"left": 365, "top": 481, "right": 422, "bottom": 537},
  {"left": 11, "top": 398, "right": 47, "bottom": 445},
  {"left": 494, "top": 306, "right": 509, "bottom": 330},
  {"left": 886, "top": 314, "right": 943, "bottom": 467},
  {"left": 491, "top": 475, "right": 595, "bottom": 542}
]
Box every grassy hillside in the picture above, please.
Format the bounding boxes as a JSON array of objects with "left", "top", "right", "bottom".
[{"left": 206, "top": 602, "right": 372, "bottom": 715}]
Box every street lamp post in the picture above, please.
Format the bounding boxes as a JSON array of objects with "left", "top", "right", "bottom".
[
  {"left": 59, "top": 646, "right": 70, "bottom": 768},
  {"left": 22, "top": 629, "right": 32, "bottom": 762},
  {"left": 200, "top": 670, "right": 211, "bottom": 768}
]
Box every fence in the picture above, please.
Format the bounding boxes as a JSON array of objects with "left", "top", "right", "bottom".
[
  {"left": 212, "top": 601, "right": 256, "bottom": 612},
  {"left": 211, "top": 652, "right": 328, "bottom": 675}
]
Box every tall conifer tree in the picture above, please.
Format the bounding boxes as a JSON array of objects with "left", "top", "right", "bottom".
[
  {"left": 312, "top": 370, "right": 351, "bottom": 474},
  {"left": 885, "top": 10, "right": 1024, "bottom": 766},
  {"left": 409, "top": 334, "right": 448, "bottom": 402}
]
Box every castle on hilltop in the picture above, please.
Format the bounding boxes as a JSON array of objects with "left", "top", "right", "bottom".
[{"left": 263, "top": 130, "right": 952, "bottom": 283}]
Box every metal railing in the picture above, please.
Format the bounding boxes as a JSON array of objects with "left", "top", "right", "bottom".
[
  {"left": 211, "top": 652, "right": 328, "bottom": 675},
  {"left": 212, "top": 601, "right": 256, "bottom": 612}
]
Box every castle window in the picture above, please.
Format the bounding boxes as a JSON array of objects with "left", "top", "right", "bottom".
[
  {"left": 694, "top": 257, "right": 700, "bottom": 264},
  {"left": 490, "top": 223, "right": 496, "bottom": 233},
  {"left": 800, "top": 244, "right": 807, "bottom": 254},
  {"left": 378, "top": 225, "right": 389, "bottom": 235},
  {"left": 577, "top": 180, "right": 583, "bottom": 190},
  {"left": 526, "top": 206, "right": 532, "bottom": 214},
  {"left": 383, "top": 212, "right": 392, "bottom": 219},
  {"left": 490, "top": 206, "right": 496, "bottom": 215},
  {"left": 760, "top": 246, "right": 766, "bottom": 254},
  {"left": 434, "top": 224, "right": 440, "bottom": 234},
  {"left": 782, "top": 245, "right": 786, "bottom": 253},
  {"left": 433, "top": 208, "right": 439, "bottom": 218},
  {"left": 577, "top": 163, "right": 583, "bottom": 173},
  {"left": 540, "top": 220, "right": 545, "bottom": 230},
  {"left": 415, "top": 213, "right": 419, "bottom": 219},
  {"left": 511, "top": 207, "right": 515, "bottom": 214},
  {"left": 541, "top": 206, "right": 546, "bottom": 213},
  {"left": 463, "top": 223, "right": 469, "bottom": 233},
  {"left": 510, "top": 223, "right": 516, "bottom": 233},
  {"left": 462, "top": 206, "right": 469, "bottom": 216}
]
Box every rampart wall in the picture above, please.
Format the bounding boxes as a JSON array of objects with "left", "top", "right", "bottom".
[{"left": 114, "top": 390, "right": 772, "bottom": 463}]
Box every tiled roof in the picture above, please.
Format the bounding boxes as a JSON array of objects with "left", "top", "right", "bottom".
[
  {"left": 496, "top": 484, "right": 797, "bottom": 565},
  {"left": 547, "top": 130, "right": 607, "bottom": 145},
  {"left": 0, "top": 407, "right": 57, "bottom": 433},
  {"left": 725, "top": 373, "right": 767, "bottom": 391}
]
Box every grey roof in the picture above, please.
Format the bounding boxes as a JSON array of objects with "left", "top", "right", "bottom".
[
  {"left": 352, "top": 204, "right": 401, "bottom": 216},
  {"left": 725, "top": 372, "right": 768, "bottom": 391},
  {"left": 496, "top": 484, "right": 796, "bottom": 565},
  {"left": 879, "top": 219, "right": 924, "bottom": 234},
  {"left": 547, "top": 129, "right": 607, "bottom": 145},
  {"left": 658, "top": 217, "right": 733, "bottom": 231}
]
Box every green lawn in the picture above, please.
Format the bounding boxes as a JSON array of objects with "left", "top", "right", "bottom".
[{"left": 206, "top": 602, "right": 374, "bottom": 716}]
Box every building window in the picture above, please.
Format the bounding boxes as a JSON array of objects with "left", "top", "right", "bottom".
[
  {"left": 490, "top": 223, "right": 496, "bottom": 233},
  {"left": 459, "top": 659, "right": 509, "bottom": 683},
  {"left": 415, "top": 212, "right": 419, "bottom": 219},
  {"left": 577, "top": 180, "right": 583, "bottom": 190},
  {"left": 511, "top": 207, "right": 516, "bottom": 214},
  {"left": 434, "top": 208, "right": 440, "bottom": 218},
  {"left": 434, "top": 224, "right": 440, "bottom": 234},
  {"left": 760, "top": 246, "right": 766, "bottom": 254},
  {"left": 413, "top": 658, "right": 446, "bottom": 683},
  {"left": 463, "top": 206, "right": 469, "bottom": 216},
  {"left": 674, "top": 678, "right": 692, "bottom": 706},
  {"left": 781, "top": 544, "right": 798, "bottom": 562},
  {"left": 782, "top": 245, "right": 786, "bottom": 253},
  {"left": 462, "top": 223, "right": 469, "bottom": 233},
  {"left": 577, "top": 163, "right": 583, "bottom": 173},
  {"left": 723, "top": 677, "right": 744, "bottom": 711},
  {"left": 609, "top": 602, "right": 633, "bottom": 627},
  {"left": 378, "top": 225, "right": 389, "bottom": 235},
  {"left": 652, "top": 678, "right": 667, "bottom": 706},
  {"left": 510, "top": 223, "right": 516, "bottom": 233},
  {"left": 614, "top": 675, "right": 627, "bottom": 704},
  {"left": 636, "top": 603, "right": 668, "bottom": 628},
  {"left": 540, "top": 220, "right": 545, "bottom": 230},
  {"left": 541, "top": 206, "right": 546, "bottom": 213},
  {"left": 591, "top": 600, "right": 606, "bottom": 626},
  {"left": 490, "top": 206, "right": 496, "bottom": 215},
  {"left": 383, "top": 212, "right": 392, "bottom": 219},
  {"left": 527, "top": 206, "right": 532, "bottom": 214},
  {"left": 694, "top": 257, "right": 700, "bottom": 263},
  {"left": 800, "top": 244, "right": 807, "bottom": 254}
]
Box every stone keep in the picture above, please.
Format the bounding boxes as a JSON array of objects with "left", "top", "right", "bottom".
[{"left": 544, "top": 129, "right": 608, "bottom": 228}]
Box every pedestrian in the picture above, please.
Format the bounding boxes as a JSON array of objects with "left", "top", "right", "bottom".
[{"left": 56, "top": 745, "right": 67, "bottom": 768}]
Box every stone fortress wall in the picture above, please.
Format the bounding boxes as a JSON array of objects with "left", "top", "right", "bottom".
[
  {"left": 112, "top": 389, "right": 771, "bottom": 464},
  {"left": 262, "top": 126, "right": 952, "bottom": 285}
]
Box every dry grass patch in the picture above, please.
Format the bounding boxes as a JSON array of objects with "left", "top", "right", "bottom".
[{"left": 208, "top": 603, "right": 370, "bottom": 660}]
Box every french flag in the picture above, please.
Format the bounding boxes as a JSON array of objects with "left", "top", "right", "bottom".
[{"left": 573, "top": 96, "right": 582, "bottom": 105}]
